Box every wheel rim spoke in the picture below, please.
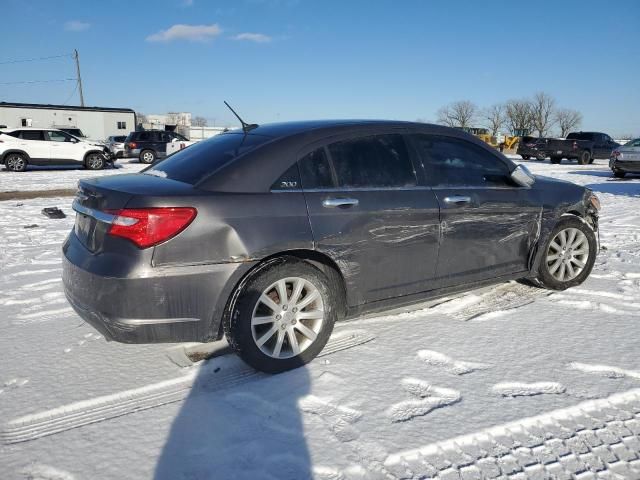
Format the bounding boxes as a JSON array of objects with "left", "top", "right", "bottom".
[
  {"left": 287, "top": 328, "right": 301, "bottom": 355},
  {"left": 272, "top": 329, "right": 286, "bottom": 357},
  {"left": 549, "top": 240, "right": 562, "bottom": 252},
  {"left": 275, "top": 279, "right": 288, "bottom": 305},
  {"left": 259, "top": 294, "right": 280, "bottom": 313},
  {"left": 289, "top": 279, "right": 304, "bottom": 306},
  {"left": 295, "top": 322, "right": 317, "bottom": 341},
  {"left": 251, "top": 315, "right": 275, "bottom": 326},
  {"left": 296, "top": 310, "right": 324, "bottom": 320},
  {"left": 565, "top": 261, "right": 575, "bottom": 278},
  {"left": 549, "top": 259, "right": 563, "bottom": 275},
  {"left": 296, "top": 290, "right": 320, "bottom": 310},
  {"left": 558, "top": 262, "right": 566, "bottom": 281},
  {"left": 571, "top": 257, "right": 585, "bottom": 268},
  {"left": 256, "top": 325, "right": 278, "bottom": 347}
]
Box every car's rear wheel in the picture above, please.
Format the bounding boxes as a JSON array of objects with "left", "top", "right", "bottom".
[
  {"left": 521, "top": 155, "right": 530, "bottom": 160},
  {"left": 578, "top": 150, "right": 591, "bottom": 165},
  {"left": 613, "top": 170, "right": 626, "bottom": 178},
  {"left": 536, "top": 152, "right": 546, "bottom": 161},
  {"left": 536, "top": 216, "right": 597, "bottom": 291},
  {"left": 550, "top": 156, "right": 562, "bottom": 164},
  {"left": 224, "top": 258, "right": 337, "bottom": 373},
  {"left": 85, "top": 153, "right": 105, "bottom": 170},
  {"left": 5, "top": 153, "right": 27, "bottom": 172},
  {"left": 140, "top": 149, "right": 156, "bottom": 164}
]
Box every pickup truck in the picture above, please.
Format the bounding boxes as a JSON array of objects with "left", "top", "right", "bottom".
[{"left": 543, "top": 132, "right": 620, "bottom": 165}]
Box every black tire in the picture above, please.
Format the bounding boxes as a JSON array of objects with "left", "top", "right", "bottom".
[
  {"left": 550, "top": 156, "right": 562, "bottom": 164},
  {"left": 85, "top": 152, "right": 105, "bottom": 170},
  {"left": 140, "top": 149, "right": 156, "bottom": 164},
  {"left": 224, "top": 257, "right": 337, "bottom": 373},
  {"left": 578, "top": 150, "right": 591, "bottom": 165},
  {"left": 613, "top": 171, "right": 626, "bottom": 179},
  {"left": 535, "top": 216, "right": 597, "bottom": 291},
  {"left": 535, "top": 152, "right": 546, "bottom": 161},
  {"left": 588, "top": 157, "right": 595, "bottom": 164},
  {"left": 521, "top": 155, "right": 530, "bottom": 160},
  {"left": 5, "top": 153, "right": 27, "bottom": 172}
]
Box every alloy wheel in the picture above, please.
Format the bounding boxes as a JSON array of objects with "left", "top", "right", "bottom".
[
  {"left": 251, "top": 277, "right": 324, "bottom": 359},
  {"left": 546, "top": 227, "right": 590, "bottom": 282},
  {"left": 7, "top": 155, "right": 24, "bottom": 171}
]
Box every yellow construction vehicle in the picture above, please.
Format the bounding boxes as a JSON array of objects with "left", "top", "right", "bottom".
[{"left": 458, "top": 127, "right": 522, "bottom": 152}]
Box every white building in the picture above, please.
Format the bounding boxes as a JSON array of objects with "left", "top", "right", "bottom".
[{"left": 0, "top": 102, "right": 136, "bottom": 140}]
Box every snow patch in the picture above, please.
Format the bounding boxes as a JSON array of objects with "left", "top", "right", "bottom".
[
  {"left": 299, "top": 395, "right": 362, "bottom": 442},
  {"left": 416, "top": 350, "right": 491, "bottom": 375},
  {"left": 20, "top": 464, "right": 75, "bottom": 480},
  {"left": 387, "top": 379, "right": 460, "bottom": 422},
  {"left": 491, "top": 382, "right": 566, "bottom": 397},
  {"left": 568, "top": 362, "right": 640, "bottom": 380}
]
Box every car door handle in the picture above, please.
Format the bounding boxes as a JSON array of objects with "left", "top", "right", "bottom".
[
  {"left": 322, "top": 197, "right": 359, "bottom": 208},
  {"left": 443, "top": 195, "right": 471, "bottom": 205}
]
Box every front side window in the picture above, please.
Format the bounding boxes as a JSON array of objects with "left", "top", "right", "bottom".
[
  {"left": 298, "top": 148, "right": 334, "bottom": 189},
  {"left": 47, "top": 130, "right": 72, "bottom": 142},
  {"left": 412, "top": 134, "right": 511, "bottom": 187},
  {"left": 20, "top": 130, "right": 45, "bottom": 141},
  {"left": 327, "top": 134, "right": 416, "bottom": 188}
]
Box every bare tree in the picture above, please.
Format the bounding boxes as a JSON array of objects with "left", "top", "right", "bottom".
[
  {"left": 437, "top": 100, "right": 478, "bottom": 129},
  {"left": 555, "top": 109, "right": 583, "bottom": 137},
  {"left": 505, "top": 99, "right": 534, "bottom": 136},
  {"left": 482, "top": 104, "right": 507, "bottom": 136},
  {"left": 530, "top": 92, "right": 556, "bottom": 137},
  {"left": 192, "top": 116, "right": 208, "bottom": 127}
]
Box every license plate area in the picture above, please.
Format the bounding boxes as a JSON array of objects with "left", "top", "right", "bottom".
[{"left": 74, "top": 213, "right": 106, "bottom": 252}]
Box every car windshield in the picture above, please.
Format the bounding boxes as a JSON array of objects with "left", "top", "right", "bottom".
[
  {"left": 624, "top": 138, "right": 640, "bottom": 147},
  {"left": 145, "top": 133, "right": 272, "bottom": 185}
]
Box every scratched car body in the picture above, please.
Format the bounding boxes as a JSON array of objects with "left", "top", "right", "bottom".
[{"left": 62, "top": 120, "right": 601, "bottom": 373}]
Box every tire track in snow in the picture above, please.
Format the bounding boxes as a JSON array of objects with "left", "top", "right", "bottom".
[
  {"left": 0, "top": 329, "right": 376, "bottom": 444},
  {"left": 299, "top": 395, "right": 363, "bottom": 442}
]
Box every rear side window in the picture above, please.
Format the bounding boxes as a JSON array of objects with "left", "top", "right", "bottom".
[
  {"left": 412, "top": 135, "right": 511, "bottom": 187},
  {"left": 146, "top": 133, "right": 271, "bottom": 185},
  {"left": 20, "top": 130, "right": 45, "bottom": 141},
  {"left": 298, "top": 148, "right": 334, "bottom": 189},
  {"left": 137, "top": 132, "right": 150, "bottom": 141},
  {"left": 328, "top": 134, "right": 416, "bottom": 188}
]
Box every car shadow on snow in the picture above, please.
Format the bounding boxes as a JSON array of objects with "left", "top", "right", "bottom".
[
  {"left": 584, "top": 180, "right": 640, "bottom": 197},
  {"left": 153, "top": 353, "right": 313, "bottom": 480}
]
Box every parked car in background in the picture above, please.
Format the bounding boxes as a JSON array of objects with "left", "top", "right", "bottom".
[
  {"left": 106, "top": 135, "right": 128, "bottom": 159},
  {"left": 542, "top": 132, "right": 620, "bottom": 165},
  {"left": 0, "top": 127, "right": 111, "bottom": 171},
  {"left": 610, "top": 138, "right": 640, "bottom": 178},
  {"left": 124, "top": 130, "right": 192, "bottom": 163},
  {"left": 63, "top": 120, "right": 600, "bottom": 373},
  {"left": 517, "top": 136, "right": 548, "bottom": 160},
  {"left": 56, "top": 126, "right": 107, "bottom": 146}
]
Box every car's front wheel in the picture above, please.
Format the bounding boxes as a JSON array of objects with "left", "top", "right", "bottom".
[
  {"left": 536, "top": 216, "right": 597, "bottom": 291},
  {"left": 521, "top": 155, "right": 530, "bottom": 160},
  {"left": 578, "top": 150, "right": 591, "bottom": 165},
  {"left": 224, "top": 258, "right": 337, "bottom": 373},
  {"left": 85, "top": 153, "right": 105, "bottom": 170},
  {"left": 5, "top": 153, "right": 27, "bottom": 172},
  {"left": 613, "top": 170, "right": 626, "bottom": 179},
  {"left": 536, "top": 152, "right": 546, "bottom": 161}
]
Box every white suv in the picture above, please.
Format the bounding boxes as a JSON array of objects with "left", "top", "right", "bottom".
[{"left": 0, "top": 128, "right": 111, "bottom": 172}]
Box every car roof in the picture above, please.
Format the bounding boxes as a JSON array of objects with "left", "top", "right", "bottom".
[
  {"left": 0, "top": 127, "right": 62, "bottom": 131},
  {"left": 200, "top": 119, "right": 512, "bottom": 192}
]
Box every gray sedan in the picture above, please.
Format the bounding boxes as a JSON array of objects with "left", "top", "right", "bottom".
[
  {"left": 610, "top": 138, "right": 640, "bottom": 178},
  {"left": 63, "top": 120, "right": 601, "bottom": 373}
]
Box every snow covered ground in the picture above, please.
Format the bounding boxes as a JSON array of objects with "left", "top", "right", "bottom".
[{"left": 1, "top": 158, "right": 640, "bottom": 479}]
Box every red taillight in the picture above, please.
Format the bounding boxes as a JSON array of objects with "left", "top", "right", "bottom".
[
  {"left": 127, "top": 142, "right": 137, "bottom": 149},
  {"left": 612, "top": 150, "right": 621, "bottom": 159},
  {"left": 106, "top": 207, "right": 197, "bottom": 248}
]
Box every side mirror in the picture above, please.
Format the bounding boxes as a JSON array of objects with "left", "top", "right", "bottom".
[{"left": 511, "top": 164, "right": 535, "bottom": 187}]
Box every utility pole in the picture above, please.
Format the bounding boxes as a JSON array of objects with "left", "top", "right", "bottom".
[{"left": 73, "top": 49, "right": 85, "bottom": 107}]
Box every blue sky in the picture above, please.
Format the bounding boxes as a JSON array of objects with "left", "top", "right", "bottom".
[{"left": 2, "top": 0, "right": 639, "bottom": 135}]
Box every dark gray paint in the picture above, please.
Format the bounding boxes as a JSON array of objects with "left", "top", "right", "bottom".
[{"left": 62, "top": 120, "right": 599, "bottom": 344}]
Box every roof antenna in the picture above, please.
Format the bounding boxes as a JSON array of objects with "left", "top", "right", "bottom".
[{"left": 224, "top": 101, "right": 259, "bottom": 134}]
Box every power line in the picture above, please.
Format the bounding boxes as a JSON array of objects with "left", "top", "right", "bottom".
[
  {"left": 0, "top": 78, "right": 76, "bottom": 85},
  {"left": 0, "top": 53, "right": 72, "bottom": 65},
  {"left": 62, "top": 81, "right": 80, "bottom": 105}
]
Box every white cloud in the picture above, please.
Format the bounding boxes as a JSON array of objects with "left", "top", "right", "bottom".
[
  {"left": 232, "top": 32, "right": 272, "bottom": 43},
  {"left": 146, "top": 24, "right": 222, "bottom": 43},
  {"left": 64, "top": 20, "right": 90, "bottom": 32}
]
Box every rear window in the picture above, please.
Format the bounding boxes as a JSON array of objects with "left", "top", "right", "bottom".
[
  {"left": 566, "top": 132, "right": 590, "bottom": 140},
  {"left": 113, "top": 136, "right": 127, "bottom": 142},
  {"left": 146, "top": 133, "right": 271, "bottom": 185}
]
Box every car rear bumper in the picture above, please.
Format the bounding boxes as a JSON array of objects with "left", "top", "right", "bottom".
[
  {"left": 610, "top": 159, "right": 640, "bottom": 173},
  {"left": 62, "top": 233, "right": 255, "bottom": 343}
]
